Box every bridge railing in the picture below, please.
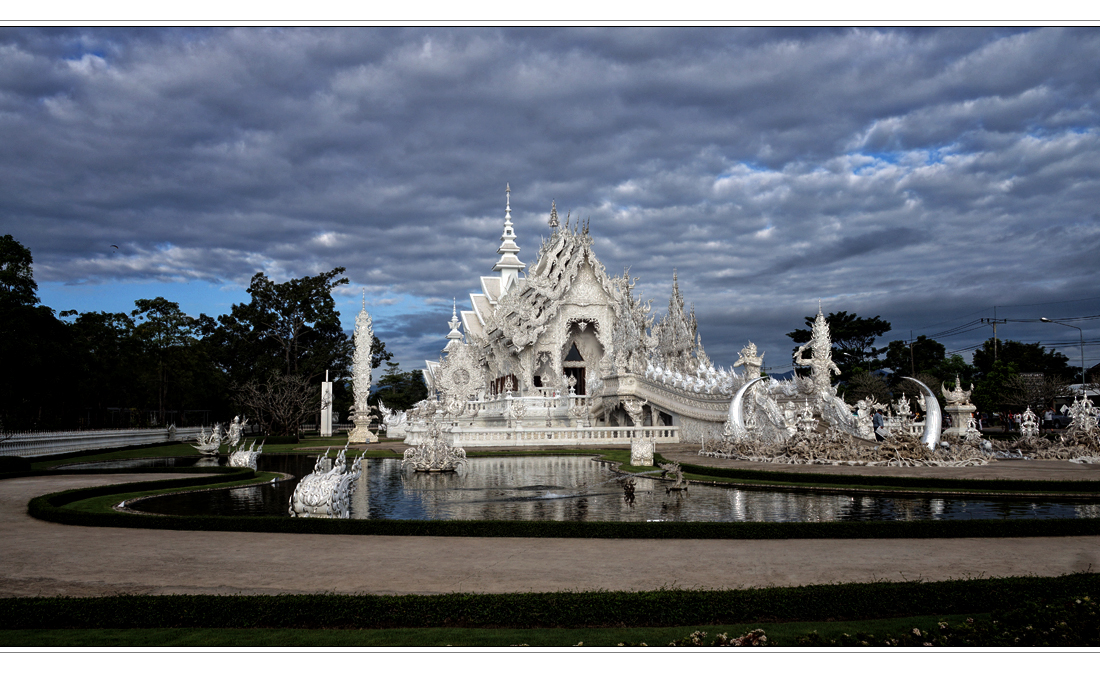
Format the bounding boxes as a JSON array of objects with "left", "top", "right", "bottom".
[
  {"left": 0, "top": 426, "right": 204, "bottom": 458},
  {"left": 404, "top": 424, "right": 679, "bottom": 448}
]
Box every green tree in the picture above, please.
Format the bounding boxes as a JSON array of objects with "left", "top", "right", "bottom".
[
  {"left": 0, "top": 233, "right": 38, "bottom": 309},
  {"left": 973, "top": 338, "right": 1073, "bottom": 379},
  {"left": 0, "top": 236, "right": 77, "bottom": 430},
  {"left": 370, "top": 363, "right": 428, "bottom": 411},
  {"left": 883, "top": 336, "right": 946, "bottom": 380},
  {"left": 787, "top": 311, "right": 891, "bottom": 373},
  {"left": 209, "top": 268, "right": 374, "bottom": 387},
  {"left": 972, "top": 360, "right": 1019, "bottom": 414},
  {"left": 131, "top": 298, "right": 201, "bottom": 425},
  {"left": 931, "top": 354, "right": 976, "bottom": 385}
]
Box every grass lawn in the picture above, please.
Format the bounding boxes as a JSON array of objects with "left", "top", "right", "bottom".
[
  {"left": 59, "top": 472, "right": 285, "bottom": 514},
  {"left": 0, "top": 612, "right": 982, "bottom": 647}
]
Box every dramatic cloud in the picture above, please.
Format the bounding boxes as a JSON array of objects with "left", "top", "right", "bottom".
[{"left": 3, "top": 27, "right": 1099, "bottom": 372}]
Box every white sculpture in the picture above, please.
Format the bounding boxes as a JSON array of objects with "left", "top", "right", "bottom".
[
  {"left": 792, "top": 305, "right": 841, "bottom": 398},
  {"left": 630, "top": 436, "right": 655, "bottom": 466},
  {"left": 228, "top": 440, "right": 264, "bottom": 470},
  {"left": 1060, "top": 396, "right": 1100, "bottom": 452},
  {"left": 192, "top": 424, "right": 223, "bottom": 456},
  {"left": 733, "top": 342, "right": 764, "bottom": 380},
  {"left": 348, "top": 294, "right": 377, "bottom": 444},
  {"left": 941, "top": 374, "right": 978, "bottom": 439},
  {"left": 288, "top": 447, "right": 363, "bottom": 518},
  {"left": 402, "top": 417, "right": 467, "bottom": 472},
  {"left": 942, "top": 374, "right": 974, "bottom": 406},
  {"left": 377, "top": 399, "right": 409, "bottom": 439},
  {"left": 320, "top": 371, "right": 333, "bottom": 437},
  {"left": 226, "top": 415, "right": 248, "bottom": 448},
  {"left": 1020, "top": 406, "right": 1040, "bottom": 439}
]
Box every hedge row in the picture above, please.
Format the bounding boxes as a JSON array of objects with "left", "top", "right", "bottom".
[
  {"left": 0, "top": 456, "right": 31, "bottom": 472},
  {"left": 1, "top": 574, "right": 1097, "bottom": 630},
  {"left": 27, "top": 479, "right": 1100, "bottom": 539},
  {"left": 1, "top": 465, "right": 251, "bottom": 482},
  {"left": 677, "top": 461, "right": 1100, "bottom": 493}
]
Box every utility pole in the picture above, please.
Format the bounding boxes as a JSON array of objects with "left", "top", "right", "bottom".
[
  {"left": 981, "top": 318, "right": 1007, "bottom": 360},
  {"left": 909, "top": 330, "right": 915, "bottom": 378}
]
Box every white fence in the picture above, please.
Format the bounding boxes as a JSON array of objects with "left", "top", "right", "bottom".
[
  {"left": 0, "top": 426, "right": 204, "bottom": 458},
  {"left": 299, "top": 423, "right": 356, "bottom": 433},
  {"left": 405, "top": 424, "right": 680, "bottom": 448}
]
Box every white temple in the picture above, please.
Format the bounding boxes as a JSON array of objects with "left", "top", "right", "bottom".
[{"left": 411, "top": 186, "right": 745, "bottom": 448}]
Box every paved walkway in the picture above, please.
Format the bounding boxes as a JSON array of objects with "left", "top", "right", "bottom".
[{"left": 1, "top": 473, "right": 1098, "bottom": 598}]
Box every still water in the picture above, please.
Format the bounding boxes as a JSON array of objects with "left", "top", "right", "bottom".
[{"left": 114, "top": 454, "right": 1100, "bottom": 523}]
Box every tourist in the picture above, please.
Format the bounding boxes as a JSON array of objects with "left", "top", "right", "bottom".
[{"left": 872, "top": 409, "right": 884, "bottom": 441}]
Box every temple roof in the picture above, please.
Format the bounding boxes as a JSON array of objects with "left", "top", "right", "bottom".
[{"left": 483, "top": 215, "right": 621, "bottom": 351}]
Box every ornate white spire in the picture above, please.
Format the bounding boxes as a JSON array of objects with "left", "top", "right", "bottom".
[
  {"left": 352, "top": 298, "right": 374, "bottom": 413},
  {"left": 444, "top": 298, "right": 464, "bottom": 352},
  {"left": 493, "top": 183, "right": 525, "bottom": 295},
  {"left": 548, "top": 200, "right": 559, "bottom": 228}
]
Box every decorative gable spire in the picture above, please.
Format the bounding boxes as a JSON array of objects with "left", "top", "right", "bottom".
[
  {"left": 493, "top": 183, "right": 525, "bottom": 295},
  {"left": 444, "top": 298, "right": 464, "bottom": 352},
  {"left": 548, "top": 200, "right": 559, "bottom": 229}
]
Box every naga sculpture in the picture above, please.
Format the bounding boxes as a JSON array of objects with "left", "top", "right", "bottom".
[
  {"left": 288, "top": 447, "right": 363, "bottom": 519},
  {"left": 192, "top": 424, "right": 223, "bottom": 456},
  {"left": 228, "top": 440, "right": 263, "bottom": 470},
  {"left": 377, "top": 399, "right": 409, "bottom": 439}
]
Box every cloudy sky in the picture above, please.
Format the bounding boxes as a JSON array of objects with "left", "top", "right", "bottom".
[{"left": 3, "top": 27, "right": 1099, "bottom": 376}]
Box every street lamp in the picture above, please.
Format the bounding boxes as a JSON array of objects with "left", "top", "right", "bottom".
[{"left": 1039, "top": 318, "right": 1086, "bottom": 386}]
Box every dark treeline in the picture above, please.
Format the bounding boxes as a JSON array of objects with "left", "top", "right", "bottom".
[{"left": 0, "top": 235, "right": 426, "bottom": 434}]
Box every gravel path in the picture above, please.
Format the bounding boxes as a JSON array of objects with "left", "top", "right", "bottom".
[{"left": 1, "top": 472, "right": 1098, "bottom": 597}]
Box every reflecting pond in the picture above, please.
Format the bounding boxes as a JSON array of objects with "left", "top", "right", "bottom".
[{"left": 119, "top": 454, "right": 1100, "bottom": 522}]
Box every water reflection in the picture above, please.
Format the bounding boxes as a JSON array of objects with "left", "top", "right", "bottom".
[{"left": 120, "top": 454, "right": 1094, "bottom": 523}]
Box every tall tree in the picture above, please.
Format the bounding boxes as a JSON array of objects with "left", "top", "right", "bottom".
[
  {"left": 0, "top": 233, "right": 38, "bottom": 309},
  {"left": 883, "top": 335, "right": 946, "bottom": 380},
  {"left": 972, "top": 338, "right": 1074, "bottom": 379},
  {"left": 131, "top": 298, "right": 199, "bottom": 425},
  {"left": 370, "top": 363, "right": 428, "bottom": 411},
  {"left": 787, "top": 311, "right": 891, "bottom": 373},
  {"left": 209, "top": 268, "right": 361, "bottom": 387},
  {"left": 0, "top": 235, "right": 76, "bottom": 430}
]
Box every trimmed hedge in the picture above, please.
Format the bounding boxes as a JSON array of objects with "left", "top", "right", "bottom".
[
  {"left": 0, "top": 456, "right": 31, "bottom": 472},
  {"left": 27, "top": 479, "right": 1100, "bottom": 538},
  {"left": 0, "top": 574, "right": 1097, "bottom": 630},
  {"left": 2, "top": 465, "right": 251, "bottom": 482},
  {"left": 678, "top": 461, "right": 1100, "bottom": 494}
]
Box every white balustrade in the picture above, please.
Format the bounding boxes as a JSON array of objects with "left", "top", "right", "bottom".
[
  {"left": 0, "top": 426, "right": 205, "bottom": 458},
  {"left": 404, "top": 424, "right": 679, "bottom": 448}
]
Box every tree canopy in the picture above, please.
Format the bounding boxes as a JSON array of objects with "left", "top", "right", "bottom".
[
  {"left": 972, "top": 337, "right": 1074, "bottom": 379},
  {"left": 0, "top": 236, "right": 414, "bottom": 433},
  {"left": 0, "top": 233, "right": 38, "bottom": 309},
  {"left": 370, "top": 363, "right": 428, "bottom": 411}
]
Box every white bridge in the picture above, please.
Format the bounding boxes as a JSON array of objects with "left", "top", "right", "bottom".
[{"left": 1, "top": 426, "right": 204, "bottom": 458}]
